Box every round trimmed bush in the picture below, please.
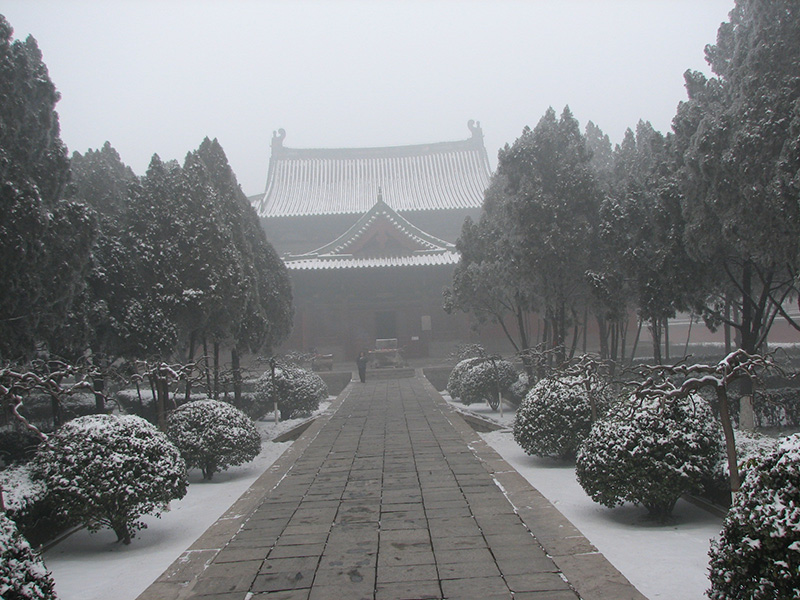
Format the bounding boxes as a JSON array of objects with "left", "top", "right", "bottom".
[
  {"left": 513, "top": 376, "right": 609, "bottom": 459},
  {"left": 576, "top": 394, "right": 722, "bottom": 520},
  {"left": 458, "top": 358, "right": 517, "bottom": 407},
  {"left": 167, "top": 400, "right": 261, "bottom": 480},
  {"left": 708, "top": 433, "right": 800, "bottom": 600},
  {"left": 446, "top": 357, "right": 483, "bottom": 400},
  {"left": 0, "top": 511, "right": 56, "bottom": 600},
  {"left": 255, "top": 364, "right": 327, "bottom": 420},
  {"left": 31, "top": 414, "right": 187, "bottom": 544}
]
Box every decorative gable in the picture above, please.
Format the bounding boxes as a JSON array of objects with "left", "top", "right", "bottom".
[{"left": 284, "top": 190, "right": 459, "bottom": 270}]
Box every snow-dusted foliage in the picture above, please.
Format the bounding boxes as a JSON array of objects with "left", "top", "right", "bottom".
[
  {"left": 458, "top": 359, "right": 517, "bottom": 407},
  {"left": 507, "top": 372, "right": 532, "bottom": 407},
  {"left": 0, "top": 464, "right": 47, "bottom": 527},
  {"left": 0, "top": 512, "right": 56, "bottom": 600},
  {"left": 576, "top": 394, "right": 722, "bottom": 519},
  {"left": 446, "top": 357, "right": 483, "bottom": 400},
  {"left": 254, "top": 364, "right": 327, "bottom": 420},
  {"left": 167, "top": 400, "right": 261, "bottom": 480},
  {"left": 753, "top": 388, "right": 800, "bottom": 428},
  {"left": 513, "top": 376, "right": 609, "bottom": 459},
  {"left": 708, "top": 434, "right": 800, "bottom": 600},
  {"left": 30, "top": 414, "right": 187, "bottom": 545},
  {"left": 708, "top": 429, "right": 779, "bottom": 499}
]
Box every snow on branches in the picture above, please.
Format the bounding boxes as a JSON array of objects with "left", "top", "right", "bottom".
[
  {"left": 708, "top": 434, "right": 800, "bottom": 600},
  {"left": 0, "top": 511, "right": 56, "bottom": 600},
  {"left": 628, "top": 349, "right": 786, "bottom": 493},
  {"left": 30, "top": 414, "right": 187, "bottom": 545},
  {"left": 167, "top": 400, "right": 261, "bottom": 480}
]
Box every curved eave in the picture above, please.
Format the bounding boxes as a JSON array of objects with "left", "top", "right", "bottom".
[{"left": 285, "top": 252, "right": 460, "bottom": 270}]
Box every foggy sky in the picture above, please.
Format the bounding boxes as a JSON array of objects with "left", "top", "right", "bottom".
[{"left": 3, "top": 0, "right": 733, "bottom": 196}]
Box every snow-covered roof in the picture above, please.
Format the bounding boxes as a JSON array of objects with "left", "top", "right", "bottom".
[
  {"left": 284, "top": 191, "right": 459, "bottom": 270},
  {"left": 253, "top": 121, "right": 491, "bottom": 218}
]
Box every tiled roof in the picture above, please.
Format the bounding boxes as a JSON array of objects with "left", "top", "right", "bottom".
[
  {"left": 284, "top": 192, "right": 459, "bottom": 271},
  {"left": 253, "top": 121, "right": 491, "bottom": 218},
  {"left": 286, "top": 253, "right": 459, "bottom": 270}
]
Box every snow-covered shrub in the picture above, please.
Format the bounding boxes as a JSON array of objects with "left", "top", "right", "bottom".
[
  {"left": 446, "top": 357, "right": 483, "bottom": 400},
  {"left": 0, "top": 464, "right": 51, "bottom": 542},
  {"left": 0, "top": 511, "right": 56, "bottom": 600},
  {"left": 708, "top": 434, "right": 800, "bottom": 600},
  {"left": 254, "top": 364, "right": 327, "bottom": 420},
  {"left": 507, "top": 372, "right": 533, "bottom": 407},
  {"left": 167, "top": 400, "right": 261, "bottom": 480},
  {"left": 704, "top": 429, "right": 779, "bottom": 505},
  {"left": 513, "top": 376, "right": 610, "bottom": 459},
  {"left": 753, "top": 388, "right": 800, "bottom": 428},
  {"left": 458, "top": 358, "right": 517, "bottom": 407},
  {"left": 30, "top": 414, "right": 187, "bottom": 545},
  {"left": 0, "top": 464, "right": 47, "bottom": 520},
  {"left": 576, "top": 394, "right": 723, "bottom": 520}
]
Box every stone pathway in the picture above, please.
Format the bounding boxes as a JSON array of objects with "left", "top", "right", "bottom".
[{"left": 138, "top": 372, "right": 646, "bottom": 600}]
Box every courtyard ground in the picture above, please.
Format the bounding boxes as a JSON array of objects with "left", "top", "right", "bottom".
[{"left": 42, "top": 381, "right": 722, "bottom": 600}]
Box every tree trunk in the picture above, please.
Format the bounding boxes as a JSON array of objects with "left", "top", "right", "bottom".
[
  {"left": 597, "top": 314, "right": 609, "bottom": 360},
  {"left": 50, "top": 395, "right": 61, "bottom": 429},
  {"left": 155, "top": 376, "right": 169, "bottom": 431},
  {"left": 514, "top": 298, "right": 530, "bottom": 352},
  {"left": 629, "top": 317, "right": 643, "bottom": 365},
  {"left": 582, "top": 307, "right": 588, "bottom": 354},
  {"left": 683, "top": 316, "right": 693, "bottom": 357},
  {"left": 213, "top": 341, "right": 220, "bottom": 400},
  {"left": 739, "top": 263, "right": 759, "bottom": 354},
  {"left": 185, "top": 330, "right": 196, "bottom": 403},
  {"left": 569, "top": 314, "right": 580, "bottom": 360},
  {"left": 724, "top": 296, "right": 732, "bottom": 354},
  {"left": 663, "top": 316, "right": 670, "bottom": 362},
  {"left": 113, "top": 521, "right": 132, "bottom": 545},
  {"left": 650, "top": 318, "right": 662, "bottom": 365},
  {"left": 232, "top": 347, "right": 243, "bottom": 406},
  {"left": 610, "top": 321, "right": 619, "bottom": 362},
  {"left": 555, "top": 300, "right": 567, "bottom": 365},
  {"left": 717, "top": 386, "right": 741, "bottom": 496},
  {"left": 202, "top": 336, "right": 212, "bottom": 394}
]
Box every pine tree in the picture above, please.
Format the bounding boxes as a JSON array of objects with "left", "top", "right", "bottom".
[
  {"left": 673, "top": 0, "right": 800, "bottom": 353},
  {"left": 0, "top": 16, "right": 95, "bottom": 359},
  {"left": 66, "top": 143, "right": 141, "bottom": 358},
  {"left": 499, "top": 107, "right": 602, "bottom": 363},
  {"left": 608, "top": 122, "right": 704, "bottom": 363}
]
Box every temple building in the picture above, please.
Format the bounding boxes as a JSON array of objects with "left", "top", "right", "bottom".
[{"left": 251, "top": 122, "right": 492, "bottom": 362}]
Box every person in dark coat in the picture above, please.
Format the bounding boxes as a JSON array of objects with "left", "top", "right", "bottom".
[{"left": 356, "top": 351, "right": 368, "bottom": 383}]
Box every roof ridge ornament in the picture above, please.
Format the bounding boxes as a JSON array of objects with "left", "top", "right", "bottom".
[
  {"left": 468, "top": 120, "right": 483, "bottom": 140},
  {"left": 271, "top": 128, "right": 286, "bottom": 150}
]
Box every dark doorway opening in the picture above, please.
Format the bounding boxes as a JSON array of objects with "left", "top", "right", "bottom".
[{"left": 376, "top": 311, "right": 397, "bottom": 340}]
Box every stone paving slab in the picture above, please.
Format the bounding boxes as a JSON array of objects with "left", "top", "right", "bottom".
[{"left": 137, "top": 372, "right": 646, "bottom": 600}]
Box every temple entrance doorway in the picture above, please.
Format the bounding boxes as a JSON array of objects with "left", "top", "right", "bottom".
[{"left": 376, "top": 311, "right": 397, "bottom": 340}]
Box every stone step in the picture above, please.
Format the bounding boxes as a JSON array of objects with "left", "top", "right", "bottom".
[{"left": 363, "top": 366, "right": 415, "bottom": 380}]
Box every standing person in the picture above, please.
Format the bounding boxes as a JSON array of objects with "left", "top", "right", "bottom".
[{"left": 356, "top": 351, "right": 368, "bottom": 383}]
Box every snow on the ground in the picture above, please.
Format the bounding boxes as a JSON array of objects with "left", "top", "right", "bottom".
[
  {"left": 42, "top": 401, "right": 330, "bottom": 600},
  {"left": 444, "top": 394, "right": 723, "bottom": 600},
  {"left": 40, "top": 392, "right": 723, "bottom": 600}
]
